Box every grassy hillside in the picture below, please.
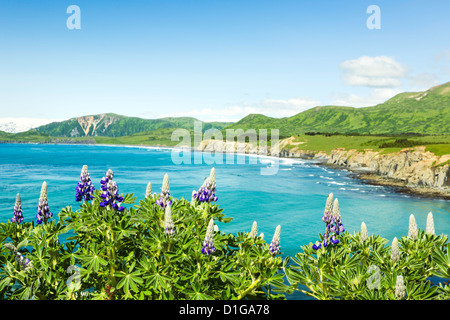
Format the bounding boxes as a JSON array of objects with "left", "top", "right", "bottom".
[
  {"left": 224, "top": 82, "right": 450, "bottom": 136},
  {"left": 36, "top": 113, "right": 231, "bottom": 138},
  {"left": 282, "top": 133, "right": 450, "bottom": 156}
]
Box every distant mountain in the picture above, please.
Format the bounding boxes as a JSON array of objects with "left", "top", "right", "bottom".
[
  {"left": 0, "top": 118, "right": 59, "bottom": 133},
  {"left": 35, "top": 113, "right": 231, "bottom": 137},
  {"left": 7, "top": 82, "right": 450, "bottom": 141},
  {"left": 224, "top": 82, "right": 450, "bottom": 136}
]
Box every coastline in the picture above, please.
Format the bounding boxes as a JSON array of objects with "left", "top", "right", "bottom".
[{"left": 2, "top": 140, "right": 449, "bottom": 200}]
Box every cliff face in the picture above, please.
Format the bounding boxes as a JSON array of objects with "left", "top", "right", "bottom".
[
  {"left": 327, "top": 147, "right": 450, "bottom": 189},
  {"left": 196, "top": 138, "right": 450, "bottom": 192}
]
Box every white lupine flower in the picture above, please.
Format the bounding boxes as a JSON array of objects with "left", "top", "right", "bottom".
[
  {"left": 408, "top": 214, "right": 418, "bottom": 240},
  {"left": 156, "top": 174, "right": 171, "bottom": 208},
  {"left": 145, "top": 182, "right": 152, "bottom": 198},
  {"left": 426, "top": 212, "right": 435, "bottom": 235},
  {"left": 249, "top": 221, "right": 258, "bottom": 239},
  {"left": 162, "top": 174, "right": 169, "bottom": 193},
  {"left": 209, "top": 167, "right": 216, "bottom": 185},
  {"left": 259, "top": 233, "right": 264, "bottom": 241},
  {"left": 391, "top": 237, "right": 400, "bottom": 263},
  {"left": 360, "top": 222, "right": 368, "bottom": 242},
  {"left": 40, "top": 181, "right": 48, "bottom": 201},
  {"left": 395, "top": 275, "right": 406, "bottom": 299},
  {"left": 164, "top": 205, "right": 175, "bottom": 235},
  {"left": 332, "top": 198, "right": 340, "bottom": 219}
]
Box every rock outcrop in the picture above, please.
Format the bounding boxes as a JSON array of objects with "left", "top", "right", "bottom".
[
  {"left": 326, "top": 147, "right": 450, "bottom": 189},
  {"left": 196, "top": 137, "right": 450, "bottom": 197}
]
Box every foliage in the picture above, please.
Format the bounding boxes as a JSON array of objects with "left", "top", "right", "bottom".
[
  {"left": 284, "top": 227, "right": 450, "bottom": 300},
  {"left": 0, "top": 167, "right": 448, "bottom": 300},
  {"left": 0, "top": 184, "right": 286, "bottom": 300}
]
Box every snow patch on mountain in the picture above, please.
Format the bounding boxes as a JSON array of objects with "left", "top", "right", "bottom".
[{"left": 0, "top": 118, "right": 61, "bottom": 133}]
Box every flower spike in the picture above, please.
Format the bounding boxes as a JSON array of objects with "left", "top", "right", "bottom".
[
  {"left": 75, "top": 165, "right": 95, "bottom": 202},
  {"left": 11, "top": 193, "right": 24, "bottom": 224},
  {"left": 269, "top": 225, "right": 281, "bottom": 255},
  {"left": 36, "top": 181, "right": 53, "bottom": 224}
]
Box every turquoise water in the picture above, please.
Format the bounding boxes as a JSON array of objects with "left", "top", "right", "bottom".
[{"left": 0, "top": 143, "right": 449, "bottom": 299}]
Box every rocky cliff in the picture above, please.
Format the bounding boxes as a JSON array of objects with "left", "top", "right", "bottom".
[
  {"left": 196, "top": 138, "right": 450, "bottom": 197},
  {"left": 327, "top": 147, "right": 450, "bottom": 189}
]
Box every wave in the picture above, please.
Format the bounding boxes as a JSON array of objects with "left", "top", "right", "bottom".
[{"left": 328, "top": 181, "right": 346, "bottom": 186}]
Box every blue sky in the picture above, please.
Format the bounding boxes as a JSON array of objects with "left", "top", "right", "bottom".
[{"left": 1, "top": 0, "right": 450, "bottom": 123}]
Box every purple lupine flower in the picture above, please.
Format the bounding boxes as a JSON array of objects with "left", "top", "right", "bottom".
[
  {"left": 75, "top": 165, "right": 95, "bottom": 202},
  {"left": 313, "top": 195, "right": 345, "bottom": 250},
  {"left": 201, "top": 218, "right": 217, "bottom": 255},
  {"left": 11, "top": 193, "right": 24, "bottom": 224},
  {"left": 36, "top": 181, "right": 53, "bottom": 225},
  {"left": 193, "top": 168, "right": 218, "bottom": 203},
  {"left": 5, "top": 243, "right": 32, "bottom": 271},
  {"left": 164, "top": 205, "right": 175, "bottom": 235},
  {"left": 156, "top": 173, "right": 171, "bottom": 208},
  {"left": 312, "top": 241, "right": 322, "bottom": 250},
  {"left": 99, "top": 169, "right": 125, "bottom": 211},
  {"left": 269, "top": 225, "right": 281, "bottom": 255},
  {"left": 15, "top": 252, "right": 32, "bottom": 271}
]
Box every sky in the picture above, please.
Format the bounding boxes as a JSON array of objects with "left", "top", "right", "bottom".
[{"left": 0, "top": 0, "right": 450, "bottom": 125}]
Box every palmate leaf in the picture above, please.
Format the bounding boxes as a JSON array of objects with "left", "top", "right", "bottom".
[
  {"left": 432, "top": 244, "right": 450, "bottom": 278},
  {"left": 116, "top": 270, "right": 144, "bottom": 294},
  {"left": 77, "top": 253, "right": 108, "bottom": 272},
  {"left": 144, "top": 271, "right": 171, "bottom": 291}
]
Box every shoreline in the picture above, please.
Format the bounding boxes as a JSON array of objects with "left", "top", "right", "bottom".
[
  {"left": 2, "top": 140, "right": 449, "bottom": 201},
  {"left": 321, "top": 163, "right": 450, "bottom": 201}
]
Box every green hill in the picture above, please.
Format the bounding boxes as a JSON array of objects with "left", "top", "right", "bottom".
[
  {"left": 35, "top": 113, "right": 231, "bottom": 138},
  {"left": 224, "top": 82, "right": 450, "bottom": 136}
]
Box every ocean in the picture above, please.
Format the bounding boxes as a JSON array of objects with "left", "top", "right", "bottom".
[{"left": 0, "top": 143, "right": 449, "bottom": 299}]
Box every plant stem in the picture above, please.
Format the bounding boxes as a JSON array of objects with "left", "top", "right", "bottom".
[{"left": 236, "top": 276, "right": 262, "bottom": 300}]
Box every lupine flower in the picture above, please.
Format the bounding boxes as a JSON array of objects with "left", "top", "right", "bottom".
[
  {"left": 15, "top": 252, "right": 32, "bottom": 271},
  {"left": 408, "top": 214, "right": 418, "bottom": 240},
  {"left": 156, "top": 174, "right": 171, "bottom": 208},
  {"left": 360, "top": 222, "right": 368, "bottom": 242},
  {"left": 11, "top": 193, "right": 24, "bottom": 224},
  {"left": 314, "top": 194, "right": 345, "bottom": 250},
  {"left": 395, "top": 275, "right": 406, "bottom": 299},
  {"left": 192, "top": 168, "right": 218, "bottom": 203},
  {"left": 164, "top": 205, "right": 175, "bottom": 235},
  {"left": 259, "top": 233, "right": 264, "bottom": 241},
  {"left": 391, "top": 237, "right": 400, "bottom": 263},
  {"left": 201, "top": 218, "right": 216, "bottom": 255},
  {"left": 426, "top": 212, "right": 435, "bottom": 235},
  {"left": 190, "top": 190, "right": 197, "bottom": 206},
  {"left": 249, "top": 221, "right": 258, "bottom": 239},
  {"left": 36, "top": 181, "right": 52, "bottom": 224},
  {"left": 99, "top": 170, "right": 125, "bottom": 211},
  {"left": 75, "top": 165, "right": 95, "bottom": 202},
  {"left": 5, "top": 243, "right": 32, "bottom": 271},
  {"left": 312, "top": 241, "right": 322, "bottom": 250},
  {"left": 269, "top": 225, "right": 281, "bottom": 255},
  {"left": 321, "top": 193, "right": 334, "bottom": 224},
  {"left": 145, "top": 182, "right": 152, "bottom": 199}
]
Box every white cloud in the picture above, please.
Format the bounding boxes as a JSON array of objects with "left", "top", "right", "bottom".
[
  {"left": 158, "top": 97, "right": 321, "bottom": 122},
  {"left": 339, "top": 56, "right": 407, "bottom": 87},
  {"left": 330, "top": 88, "right": 402, "bottom": 107}
]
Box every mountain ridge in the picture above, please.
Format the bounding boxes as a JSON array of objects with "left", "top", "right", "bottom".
[{"left": 2, "top": 81, "right": 450, "bottom": 138}]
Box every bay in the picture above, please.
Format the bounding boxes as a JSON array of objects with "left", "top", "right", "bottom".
[{"left": 0, "top": 143, "right": 448, "bottom": 299}]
